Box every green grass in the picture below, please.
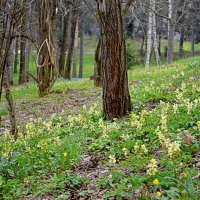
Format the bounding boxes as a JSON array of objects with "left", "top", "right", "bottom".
[{"left": 0, "top": 56, "right": 200, "bottom": 199}]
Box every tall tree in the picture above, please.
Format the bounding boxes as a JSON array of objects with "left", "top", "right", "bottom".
[
  {"left": 65, "top": 0, "right": 79, "bottom": 80},
  {"left": 37, "top": 0, "right": 57, "bottom": 97},
  {"left": 96, "top": 0, "right": 132, "bottom": 119}
]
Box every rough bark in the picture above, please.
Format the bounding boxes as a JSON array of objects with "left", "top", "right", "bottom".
[
  {"left": 37, "top": 0, "right": 57, "bottom": 97},
  {"left": 97, "top": 0, "right": 132, "bottom": 119}
]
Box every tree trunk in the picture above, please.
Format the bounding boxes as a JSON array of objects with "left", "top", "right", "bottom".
[
  {"left": 59, "top": 14, "right": 69, "bottom": 77},
  {"left": 7, "top": 54, "right": 14, "bottom": 85},
  {"left": 152, "top": 0, "right": 161, "bottom": 67},
  {"left": 167, "top": 0, "right": 177, "bottom": 64},
  {"left": 97, "top": 0, "right": 132, "bottom": 120},
  {"left": 191, "top": 22, "right": 195, "bottom": 56},
  {"left": 18, "top": 36, "right": 26, "bottom": 84},
  {"left": 72, "top": 20, "right": 79, "bottom": 79},
  {"left": 65, "top": 7, "right": 78, "bottom": 80},
  {"left": 179, "top": 27, "right": 184, "bottom": 58},
  {"left": 14, "top": 38, "right": 19, "bottom": 74},
  {"left": 4, "top": 67, "right": 18, "bottom": 139},
  {"left": 145, "top": 0, "right": 153, "bottom": 68},
  {"left": 55, "top": 7, "right": 63, "bottom": 71},
  {"left": 94, "top": 38, "right": 102, "bottom": 87},
  {"left": 37, "top": 0, "right": 57, "bottom": 97},
  {"left": 25, "top": 40, "right": 31, "bottom": 82},
  {"left": 79, "top": 18, "right": 84, "bottom": 79}
]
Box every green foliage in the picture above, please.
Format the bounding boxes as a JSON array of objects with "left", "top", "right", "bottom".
[
  {"left": 126, "top": 43, "right": 144, "bottom": 68},
  {"left": 1, "top": 57, "right": 200, "bottom": 199}
]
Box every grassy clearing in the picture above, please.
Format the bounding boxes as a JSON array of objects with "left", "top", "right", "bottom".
[{"left": 0, "top": 56, "right": 200, "bottom": 199}]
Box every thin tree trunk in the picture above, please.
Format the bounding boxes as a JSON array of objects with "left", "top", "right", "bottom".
[
  {"left": 145, "top": 0, "right": 153, "bottom": 68},
  {"left": 167, "top": 0, "right": 177, "bottom": 64},
  {"left": 59, "top": 14, "right": 69, "bottom": 77},
  {"left": 55, "top": 8, "right": 63, "bottom": 71},
  {"left": 152, "top": 0, "right": 161, "bottom": 67},
  {"left": 79, "top": 18, "right": 84, "bottom": 79},
  {"left": 4, "top": 69, "right": 18, "bottom": 139},
  {"left": 14, "top": 38, "right": 19, "bottom": 74},
  {"left": 25, "top": 40, "right": 31, "bottom": 82},
  {"left": 191, "top": 22, "right": 195, "bottom": 56},
  {"left": 94, "top": 38, "right": 102, "bottom": 87},
  {"left": 7, "top": 54, "right": 14, "bottom": 85},
  {"left": 18, "top": 36, "right": 26, "bottom": 84},
  {"left": 72, "top": 20, "right": 79, "bottom": 79},
  {"left": 179, "top": 27, "right": 184, "bottom": 58},
  {"left": 65, "top": 8, "right": 78, "bottom": 80}
]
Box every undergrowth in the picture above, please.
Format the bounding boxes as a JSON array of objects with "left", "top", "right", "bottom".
[{"left": 0, "top": 59, "right": 200, "bottom": 199}]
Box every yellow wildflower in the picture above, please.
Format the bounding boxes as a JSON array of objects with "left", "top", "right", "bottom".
[
  {"left": 183, "top": 173, "right": 187, "bottom": 178},
  {"left": 109, "top": 155, "right": 116, "bottom": 164},
  {"left": 153, "top": 179, "right": 159, "bottom": 185},
  {"left": 64, "top": 152, "right": 68, "bottom": 157},
  {"left": 147, "top": 159, "right": 158, "bottom": 176},
  {"left": 156, "top": 191, "right": 162, "bottom": 197},
  {"left": 197, "top": 121, "right": 200, "bottom": 129}
]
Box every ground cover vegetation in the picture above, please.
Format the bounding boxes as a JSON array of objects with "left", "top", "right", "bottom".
[{"left": 0, "top": 57, "right": 199, "bottom": 199}]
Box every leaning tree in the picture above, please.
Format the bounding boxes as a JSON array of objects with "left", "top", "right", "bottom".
[{"left": 95, "top": 0, "right": 134, "bottom": 119}]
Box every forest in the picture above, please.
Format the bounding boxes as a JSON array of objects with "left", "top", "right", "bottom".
[{"left": 0, "top": 0, "right": 200, "bottom": 199}]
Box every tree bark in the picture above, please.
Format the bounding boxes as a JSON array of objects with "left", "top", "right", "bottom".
[
  {"left": 94, "top": 38, "right": 102, "bottom": 87},
  {"left": 4, "top": 69, "right": 18, "bottom": 139},
  {"left": 97, "top": 0, "right": 132, "bottom": 120},
  {"left": 72, "top": 20, "right": 79, "bottom": 79},
  {"left": 25, "top": 40, "right": 31, "bottom": 82},
  {"left": 145, "top": 0, "right": 153, "bottom": 68},
  {"left": 167, "top": 0, "right": 177, "bottom": 64},
  {"left": 79, "top": 18, "right": 84, "bottom": 79},
  {"left": 65, "top": 7, "right": 78, "bottom": 80},
  {"left": 59, "top": 14, "right": 69, "bottom": 77},
  {"left": 37, "top": 0, "right": 57, "bottom": 97},
  {"left": 18, "top": 36, "right": 26, "bottom": 84},
  {"left": 14, "top": 38, "right": 19, "bottom": 74},
  {"left": 152, "top": 0, "right": 161, "bottom": 67},
  {"left": 179, "top": 27, "right": 184, "bottom": 58}
]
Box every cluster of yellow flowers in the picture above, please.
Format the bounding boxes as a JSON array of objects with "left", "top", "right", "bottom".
[
  {"left": 155, "top": 127, "right": 181, "bottom": 159},
  {"left": 147, "top": 158, "right": 158, "bottom": 176},
  {"left": 130, "top": 113, "right": 142, "bottom": 129},
  {"left": 197, "top": 121, "right": 200, "bottom": 129},
  {"left": 37, "top": 140, "right": 48, "bottom": 150},
  {"left": 109, "top": 155, "right": 116, "bottom": 164},
  {"left": 68, "top": 114, "right": 86, "bottom": 126},
  {"left": 160, "top": 114, "right": 168, "bottom": 133},
  {"left": 122, "top": 148, "right": 129, "bottom": 158},
  {"left": 134, "top": 143, "right": 148, "bottom": 155},
  {"left": 167, "top": 141, "right": 181, "bottom": 158}
]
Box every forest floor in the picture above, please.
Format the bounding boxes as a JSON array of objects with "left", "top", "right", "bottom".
[
  {"left": 0, "top": 57, "right": 200, "bottom": 200},
  {"left": 0, "top": 85, "right": 101, "bottom": 135}
]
